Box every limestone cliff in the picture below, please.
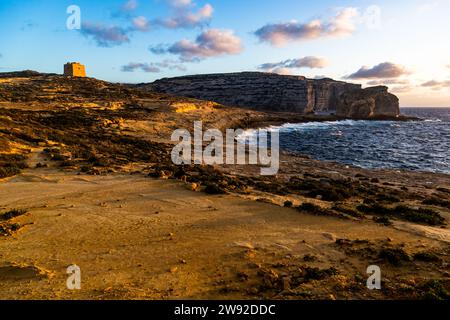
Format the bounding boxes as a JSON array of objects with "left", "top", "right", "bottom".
[{"left": 143, "top": 72, "right": 362, "bottom": 114}]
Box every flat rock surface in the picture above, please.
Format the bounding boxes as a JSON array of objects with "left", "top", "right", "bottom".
[{"left": 0, "top": 170, "right": 448, "bottom": 299}]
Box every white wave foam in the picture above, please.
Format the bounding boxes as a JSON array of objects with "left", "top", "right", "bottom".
[
  {"left": 266, "top": 120, "right": 367, "bottom": 133},
  {"left": 424, "top": 119, "right": 442, "bottom": 122}
]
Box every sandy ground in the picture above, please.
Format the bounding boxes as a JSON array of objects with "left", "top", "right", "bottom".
[{"left": 0, "top": 169, "right": 448, "bottom": 300}]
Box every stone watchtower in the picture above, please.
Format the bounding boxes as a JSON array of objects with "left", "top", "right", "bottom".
[{"left": 64, "top": 62, "right": 86, "bottom": 77}]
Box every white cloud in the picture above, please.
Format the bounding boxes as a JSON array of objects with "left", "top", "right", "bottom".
[{"left": 255, "top": 7, "right": 359, "bottom": 46}]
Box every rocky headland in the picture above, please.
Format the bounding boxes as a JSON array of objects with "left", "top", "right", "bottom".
[
  {"left": 142, "top": 72, "right": 401, "bottom": 119},
  {"left": 337, "top": 86, "right": 400, "bottom": 118}
]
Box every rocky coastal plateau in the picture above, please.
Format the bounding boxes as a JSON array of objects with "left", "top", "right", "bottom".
[{"left": 0, "top": 71, "right": 448, "bottom": 300}]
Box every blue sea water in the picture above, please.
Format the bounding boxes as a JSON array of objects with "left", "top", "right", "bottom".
[{"left": 271, "top": 108, "right": 450, "bottom": 174}]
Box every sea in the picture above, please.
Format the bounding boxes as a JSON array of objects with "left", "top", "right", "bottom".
[{"left": 242, "top": 108, "right": 450, "bottom": 174}]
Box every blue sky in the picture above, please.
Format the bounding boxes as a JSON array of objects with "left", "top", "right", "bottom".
[{"left": 0, "top": 0, "right": 449, "bottom": 106}]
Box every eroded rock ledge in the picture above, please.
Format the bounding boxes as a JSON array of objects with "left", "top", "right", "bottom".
[{"left": 143, "top": 72, "right": 400, "bottom": 119}]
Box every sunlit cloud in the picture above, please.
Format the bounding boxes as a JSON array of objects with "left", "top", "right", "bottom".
[
  {"left": 390, "top": 86, "right": 413, "bottom": 93},
  {"left": 421, "top": 80, "right": 450, "bottom": 89},
  {"left": 150, "top": 29, "right": 243, "bottom": 61},
  {"left": 121, "top": 60, "right": 186, "bottom": 73},
  {"left": 254, "top": 7, "right": 359, "bottom": 46},
  {"left": 271, "top": 68, "right": 293, "bottom": 75},
  {"left": 258, "top": 56, "right": 329, "bottom": 73},
  {"left": 366, "top": 79, "right": 410, "bottom": 86},
  {"left": 121, "top": 62, "right": 160, "bottom": 73},
  {"left": 132, "top": 16, "right": 150, "bottom": 31},
  {"left": 169, "top": 0, "right": 193, "bottom": 8},
  {"left": 154, "top": 1, "right": 213, "bottom": 29},
  {"left": 346, "top": 62, "right": 410, "bottom": 79}
]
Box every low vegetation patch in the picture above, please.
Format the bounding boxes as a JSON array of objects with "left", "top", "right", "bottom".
[
  {"left": 378, "top": 248, "right": 411, "bottom": 266},
  {"left": 298, "top": 203, "right": 355, "bottom": 220},
  {"left": 332, "top": 205, "right": 365, "bottom": 219},
  {"left": 437, "top": 187, "right": 450, "bottom": 194},
  {"left": 204, "top": 183, "right": 227, "bottom": 195},
  {"left": 357, "top": 203, "right": 445, "bottom": 226},
  {"left": 44, "top": 148, "right": 68, "bottom": 162},
  {"left": 0, "top": 165, "right": 22, "bottom": 178},
  {"left": 413, "top": 251, "right": 442, "bottom": 263},
  {"left": 375, "top": 194, "right": 401, "bottom": 203},
  {"left": 286, "top": 178, "right": 356, "bottom": 201},
  {"left": 0, "top": 222, "right": 22, "bottom": 236},
  {"left": 302, "top": 266, "right": 339, "bottom": 281},
  {"left": 395, "top": 205, "right": 445, "bottom": 226},
  {"left": 298, "top": 203, "right": 332, "bottom": 216},
  {"left": 256, "top": 265, "right": 339, "bottom": 293},
  {"left": 0, "top": 209, "right": 27, "bottom": 236},
  {"left": 283, "top": 200, "right": 293, "bottom": 208},
  {"left": 254, "top": 181, "right": 287, "bottom": 195},
  {"left": 0, "top": 209, "right": 27, "bottom": 221},
  {"left": 373, "top": 216, "right": 392, "bottom": 226},
  {"left": 0, "top": 154, "right": 28, "bottom": 178},
  {"left": 422, "top": 197, "right": 450, "bottom": 209},
  {"left": 420, "top": 280, "right": 450, "bottom": 300}
]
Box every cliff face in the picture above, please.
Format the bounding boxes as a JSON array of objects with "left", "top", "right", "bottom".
[
  {"left": 336, "top": 86, "right": 400, "bottom": 118},
  {"left": 144, "top": 72, "right": 362, "bottom": 114},
  {"left": 142, "top": 72, "right": 401, "bottom": 118}
]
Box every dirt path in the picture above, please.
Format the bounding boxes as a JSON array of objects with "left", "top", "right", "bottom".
[{"left": 0, "top": 170, "right": 448, "bottom": 299}]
